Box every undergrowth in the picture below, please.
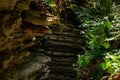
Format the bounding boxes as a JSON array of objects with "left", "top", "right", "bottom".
[{"left": 74, "top": 0, "right": 120, "bottom": 79}]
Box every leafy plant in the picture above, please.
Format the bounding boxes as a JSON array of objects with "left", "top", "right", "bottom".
[
  {"left": 77, "top": 54, "right": 91, "bottom": 68},
  {"left": 74, "top": 54, "right": 91, "bottom": 78},
  {"left": 100, "top": 0, "right": 112, "bottom": 16},
  {"left": 71, "top": 0, "right": 120, "bottom": 79},
  {"left": 83, "top": 17, "right": 112, "bottom": 58},
  {"left": 100, "top": 50, "right": 120, "bottom": 77},
  {"left": 75, "top": 14, "right": 118, "bottom": 79}
]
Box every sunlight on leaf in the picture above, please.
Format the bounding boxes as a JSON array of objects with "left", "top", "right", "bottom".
[
  {"left": 102, "top": 42, "right": 110, "bottom": 49},
  {"left": 104, "top": 22, "right": 111, "bottom": 30},
  {"left": 49, "top": 3, "right": 56, "bottom": 7},
  {"left": 77, "top": 55, "right": 90, "bottom": 67},
  {"left": 102, "top": 61, "right": 111, "bottom": 70},
  {"left": 111, "top": 55, "right": 117, "bottom": 61},
  {"left": 107, "top": 67, "right": 115, "bottom": 75}
]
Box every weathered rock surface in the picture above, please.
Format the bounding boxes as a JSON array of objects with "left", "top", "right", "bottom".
[
  {"left": 0, "top": 0, "right": 85, "bottom": 80},
  {"left": 0, "top": 52, "right": 51, "bottom": 80},
  {"left": 0, "top": 0, "right": 57, "bottom": 80},
  {"left": 0, "top": 0, "right": 17, "bottom": 10}
]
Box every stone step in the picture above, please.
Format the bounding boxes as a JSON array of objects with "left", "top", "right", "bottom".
[
  {"left": 44, "top": 35, "right": 83, "bottom": 44},
  {"left": 48, "top": 61, "right": 74, "bottom": 67},
  {"left": 44, "top": 47, "right": 82, "bottom": 53},
  {"left": 43, "top": 47, "right": 82, "bottom": 54},
  {"left": 50, "top": 57, "right": 77, "bottom": 62},
  {"left": 44, "top": 40, "right": 82, "bottom": 48},
  {"left": 48, "top": 40, "right": 82, "bottom": 46},
  {"left": 42, "top": 74, "right": 75, "bottom": 80},
  {"left": 44, "top": 51, "right": 77, "bottom": 57},
  {"left": 49, "top": 32, "right": 81, "bottom": 37}
]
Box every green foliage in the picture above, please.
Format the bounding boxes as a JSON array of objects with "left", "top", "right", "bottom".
[
  {"left": 74, "top": 54, "right": 91, "bottom": 78},
  {"left": 92, "top": 49, "right": 120, "bottom": 79},
  {"left": 74, "top": 11, "right": 112, "bottom": 78},
  {"left": 83, "top": 18, "right": 112, "bottom": 57},
  {"left": 78, "top": 17, "right": 113, "bottom": 79},
  {"left": 66, "top": 0, "right": 120, "bottom": 79},
  {"left": 74, "top": 67, "right": 82, "bottom": 78},
  {"left": 75, "top": 13, "right": 120, "bottom": 79},
  {"left": 100, "top": 50, "right": 120, "bottom": 76},
  {"left": 75, "top": 12, "right": 120, "bottom": 79},
  {"left": 77, "top": 54, "right": 91, "bottom": 68},
  {"left": 100, "top": 0, "right": 112, "bottom": 16}
]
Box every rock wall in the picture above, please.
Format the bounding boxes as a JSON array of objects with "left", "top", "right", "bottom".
[
  {"left": 0, "top": 0, "right": 85, "bottom": 80},
  {"left": 0, "top": 0, "right": 56, "bottom": 80}
]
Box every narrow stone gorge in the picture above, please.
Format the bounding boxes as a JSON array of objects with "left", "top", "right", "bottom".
[{"left": 0, "top": 0, "right": 85, "bottom": 80}]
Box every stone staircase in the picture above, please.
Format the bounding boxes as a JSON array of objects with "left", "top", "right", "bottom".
[{"left": 33, "top": 25, "right": 85, "bottom": 80}]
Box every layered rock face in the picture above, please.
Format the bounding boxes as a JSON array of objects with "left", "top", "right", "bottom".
[
  {"left": 29, "top": 25, "right": 85, "bottom": 80},
  {"left": 0, "top": 0, "right": 55, "bottom": 80},
  {"left": 0, "top": 0, "right": 85, "bottom": 80}
]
